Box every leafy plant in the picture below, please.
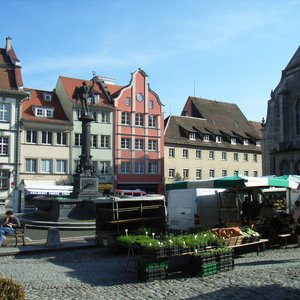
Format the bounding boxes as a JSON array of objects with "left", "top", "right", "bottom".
[{"left": 0, "top": 277, "right": 25, "bottom": 300}]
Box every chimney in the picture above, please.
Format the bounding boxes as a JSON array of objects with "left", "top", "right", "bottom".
[{"left": 5, "top": 36, "right": 12, "bottom": 52}]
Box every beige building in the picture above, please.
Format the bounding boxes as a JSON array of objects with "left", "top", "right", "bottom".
[
  {"left": 19, "top": 88, "right": 72, "bottom": 208},
  {"left": 164, "top": 97, "right": 262, "bottom": 184}
]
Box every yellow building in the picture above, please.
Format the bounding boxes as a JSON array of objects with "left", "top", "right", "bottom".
[{"left": 164, "top": 97, "right": 262, "bottom": 184}]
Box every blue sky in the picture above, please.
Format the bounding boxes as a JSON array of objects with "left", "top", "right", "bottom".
[{"left": 2, "top": 0, "right": 300, "bottom": 121}]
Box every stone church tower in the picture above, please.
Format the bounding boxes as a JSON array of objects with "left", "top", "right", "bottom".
[{"left": 263, "top": 46, "right": 300, "bottom": 175}]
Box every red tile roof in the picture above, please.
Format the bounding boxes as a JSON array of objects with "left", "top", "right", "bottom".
[
  {"left": 22, "top": 88, "right": 71, "bottom": 126},
  {"left": 0, "top": 47, "right": 24, "bottom": 91},
  {"left": 58, "top": 76, "right": 122, "bottom": 108}
]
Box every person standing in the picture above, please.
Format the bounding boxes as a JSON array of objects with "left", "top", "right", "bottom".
[
  {"left": 0, "top": 210, "right": 20, "bottom": 247},
  {"left": 292, "top": 200, "right": 300, "bottom": 248}
]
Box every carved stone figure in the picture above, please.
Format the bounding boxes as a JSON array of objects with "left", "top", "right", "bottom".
[{"left": 76, "top": 81, "right": 94, "bottom": 116}]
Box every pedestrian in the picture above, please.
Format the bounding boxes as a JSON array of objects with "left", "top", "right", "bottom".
[
  {"left": 292, "top": 200, "right": 300, "bottom": 248},
  {"left": 0, "top": 210, "right": 20, "bottom": 247}
]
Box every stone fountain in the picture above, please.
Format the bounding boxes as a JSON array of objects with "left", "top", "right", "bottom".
[{"left": 32, "top": 81, "right": 108, "bottom": 221}]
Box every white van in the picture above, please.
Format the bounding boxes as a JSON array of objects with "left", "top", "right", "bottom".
[{"left": 167, "top": 188, "right": 240, "bottom": 231}]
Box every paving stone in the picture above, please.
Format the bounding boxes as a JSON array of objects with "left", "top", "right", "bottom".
[{"left": 0, "top": 246, "right": 299, "bottom": 299}]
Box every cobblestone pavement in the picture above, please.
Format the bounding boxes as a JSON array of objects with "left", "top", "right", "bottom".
[{"left": 0, "top": 246, "right": 299, "bottom": 300}]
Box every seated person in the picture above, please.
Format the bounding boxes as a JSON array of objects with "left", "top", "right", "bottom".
[{"left": 0, "top": 210, "right": 20, "bottom": 247}]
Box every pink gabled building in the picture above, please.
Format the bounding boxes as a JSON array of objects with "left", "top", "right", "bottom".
[{"left": 113, "top": 69, "right": 164, "bottom": 194}]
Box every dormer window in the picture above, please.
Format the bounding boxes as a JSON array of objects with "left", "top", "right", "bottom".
[
  {"left": 203, "top": 135, "right": 210, "bottom": 142},
  {"left": 92, "top": 94, "right": 100, "bottom": 104},
  {"left": 189, "top": 133, "right": 196, "bottom": 140},
  {"left": 216, "top": 136, "right": 222, "bottom": 143},
  {"left": 33, "top": 106, "right": 54, "bottom": 118},
  {"left": 256, "top": 140, "right": 261, "bottom": 147},
  {"left": 243, "top": 139, "right": 249, "bottom": 146},
  {"left": 231, "top": 138, "right": 236, "bottom": 145},
  {"left": 43, "top": 93, "right": 52, "bottom": 102}
]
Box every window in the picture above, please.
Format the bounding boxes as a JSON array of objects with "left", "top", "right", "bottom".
[
  {"left": 183, "top": 168, "right": 189, "bottom": 178},
  {"left": 121, "top": 112, "right": 130, "bottom": 125},
  {"left": 253, "top": 154, "right": 257, "bottom": 162},
  {"left": 121, "top": 162, "right": 130, "bottom": 174},
  {"left": 34, "top": 107, "right": 54, "bottom": 118},
  {"left": 121, "top": 138, "right": 130, "bottom": 149},
  {"left": 222, "top": 152, "right": 227, "bottom": 160},
  {"left": 148, "top": 140, "right": 157, "bottom": 151},
  {"left": 92, "top": 161, "right": 98, "bottom": 172},
  {"left": 56, "top": 160, "right": 67, "bottom": 173},
  {"left": 148, "top": 115, "right": 156, "bottom": 127},
  {"left": 233, "top": 153, "right": 239, "bottom": 161},
  {"left": 169, "top": 168, "right": 175, "bottom": 178},
  {"left": 100, "top": 135, "right": 110, "bottom": 148},
  {"left": 196, "top": 149, "right": 201, "bottom": 159},
  {"left": 203, "top": 135, "right": 210, "bottom": 142},
  {"left": 0, "top": 104, "right": 10, "bottom": 122},
  {"left": 88, "top": 111, "right": 97, "bottom": 121},
  {"left": 41, "top": 159, "right": 53, "bottom": 173},
  {"left": 234, "top": 170, "right": 239, "bottom": 176},
  {"left": 75, "top": 133, "right": 82, "bottom": 146},
  {"left": 57, "top": 132, "right": 67, "bottom": 145},
  {"left": 244, "top": 171, "right": 249, "bottom": 176},
  {"left": 243, "top": 153, "right": 248, "bottom": 162},
  {"left": 149, "top": 100, "right": 154, "bottom": 109},
  {"left": 256, "top": 140, "right": 261, "bottom": 147},
  {"left": 100, "top": 161, "right": 110, "bottom": 174},
  {"left": 125, "top": 97, "right": 130, "bottom": 106},
  {"left": 100, "top": 111, "right": 109, "bottom": 123},
  {"left": 231, "top": 138, "right": 236, "bottom": 145},
  {"left": 91, "top": 135, "right": 97, "bottom": 148},
  {"left": 42, "top": 131, "right": 52, "bottom": 144},
  {"left": 0, "top": 137, "right": 8, "bottom": 155},
  {"left": 183, "top": 149, "right": 189, "bottom": 158},
  {"left": 135, "top": 162, "right": 144, "bottom": 174},
  {"left": 253, "top": 171, "right": 258, "bottom": 177},
  {"left": 43, "top": 93, "right": 52, "bottom": 102},
  {"left": 26, "top": 130, "right": 37, "bottom": 144},
  {"left": 0, "top": 170, "right": 9, "bottom": 189},
  {"left": 25, "top": 159, "right": 37, "bottom": 173},
  {"left": 196, "top": 169, "right": 202, "bottom": 179},
  {"left": 209, "top": 169, "right": 215, "bottom": 178},
  {"left": 169, "top": 148, "right": 175, "bottom": 157},
  {"left": 243, "top": 139, "right": 249, "bottom": 146},
  {"left": 216, "top": 136, "right": 222, "bottom": 143},
  {"left": 189, "top": 133, "right": 196, "bottom": 140},
  {"left": 222, "top": 169, "right": 227, "bottom": 177},
  {"left": 209, "top": 150, "right": 215, "bottom": 160},
  {"left": 148, "top": 162, "right": 158, "bottom": 174},
  {"left": 92, "top": 94, "right": 100, "bottom": 104},
  {"left": 135, "top": 113, "right": 144, "bottom": 126},
  {"left": 74, "top": 160, "right": 79, "bottom": 172},
  {"left": 135, "top": 139, "right": 144, "bottom": 150}
]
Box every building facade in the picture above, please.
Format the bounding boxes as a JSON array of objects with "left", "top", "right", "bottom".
[
  {"left": 164, "top": 97, "right": 262, "bottom": 184},
  {"left": 20, "top": 88, "right": 72, "bottom": 208},
  {"left": 113, "top": 69, "right": 165, "bottom": 194},
  {"left": 55, "top": 76, "right": 116, "bottom": 193},
  {"left": 0, "top": 37, "right": 28, "bottom": 212},
  {"left": 263, "top": 46, "right": 300, "bottom": 175}
]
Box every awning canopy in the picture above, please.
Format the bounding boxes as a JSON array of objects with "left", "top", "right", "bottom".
[
  {"left": 166, "top": 175, "right": 246, "bottom": 191},
  {"left": 24, "top": 180, "right": 73, "bottom": 196},
  {"left": 166, "top": 175, "right": 300, "bottom": 191}
]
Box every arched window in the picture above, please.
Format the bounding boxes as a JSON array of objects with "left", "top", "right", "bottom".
[
  {"left": 280, "top": 160, "right": 290, "bottom": 175},
  {"left": 296, "top": 100, "right": 300, "bottom": 134}
]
